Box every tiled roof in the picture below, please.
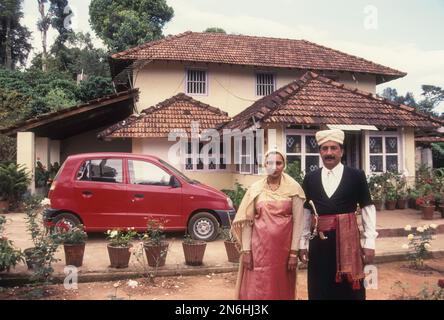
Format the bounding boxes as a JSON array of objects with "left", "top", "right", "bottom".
[
  {"left": 415, "top": 136, "right": 444, "bottom": 143},
  {"left": 224, "top": 72, "right": 442, "bottom": 131},
  {"left": 99, "top": 93, "right": 231, "bottom": 138},
  {"left": 111, "top": 31, "right": 406, "bottom": 83}
]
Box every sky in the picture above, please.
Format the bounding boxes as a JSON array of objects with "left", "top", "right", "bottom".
[{"left": 21, "top": 0, "right": 444, "bottom": 112}]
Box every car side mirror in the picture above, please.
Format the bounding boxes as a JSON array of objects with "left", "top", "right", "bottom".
[{"left": 169, "top": 176, "right": 181, "bottom": 188}]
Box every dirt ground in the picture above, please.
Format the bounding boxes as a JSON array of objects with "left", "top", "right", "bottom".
[{"left": 1, "top": 259, "right": 443, "bottom": 300}]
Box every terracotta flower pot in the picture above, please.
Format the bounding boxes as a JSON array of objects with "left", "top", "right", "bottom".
[
  {"left": 385, "top": 200, "right": 397, "bottom": 210},
  {"left": 143, "top": 241, "right": 169, "bottom": 267},
  {"left": 397, "top": 199, "right": 407, "bottom": 210},
  {"left": 408, "top": 198, "right": 417, "bottom": 209},
  {"left": 64, "top": 243, "right": 85, "bottom": 267},
  {"left": 224, "top": 240, "right": 240, "bottom": 263},
  {"left": 421, "top": 206, "right": 435, "bottom": 220},
  {"left": 373, "top": 200, "right": 383, "bottom": 211},
  {"left": 107, "top": 244, "right": 132, "bottom": 268},
  {"left": 182, "top": 241, "right": 207, "bottom": 266}
]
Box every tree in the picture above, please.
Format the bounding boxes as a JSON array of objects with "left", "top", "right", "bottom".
[
  {"left": 0, "top": 0, "right": 31, "bottom": 69},
  {"left": 204, "top": 27, "right": 226, "bottom": 34},
  {"left": 89, "top": 0, "right": 174, "bottom": 52},
  {"left": 37, "top": 0, "right": 52, "bottom": 71}
]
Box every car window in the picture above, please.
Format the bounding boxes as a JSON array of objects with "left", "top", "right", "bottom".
[
  {"left": 128, "top": 160, "right": 171, "bottom": 186},
  {"left": 76, "top": 159, "right": 123, "bottom": 183}
]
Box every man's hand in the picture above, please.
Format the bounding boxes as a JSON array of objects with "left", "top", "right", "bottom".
[
  {"left": 288, "top": 255, "right": 298, "bottom": 271},
  {"left": 362, "top": 248, "right": 375, "bottom": 264},
  {"left": 242, "top": 251, "right": 253, "bottom": 270},
  {"left": 298, "top": 249, "right": 309, "bottom": 264}
]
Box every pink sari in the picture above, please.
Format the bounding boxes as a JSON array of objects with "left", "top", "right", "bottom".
[{"left": 239, "top": 199, "right": 296, "bottom": 300}]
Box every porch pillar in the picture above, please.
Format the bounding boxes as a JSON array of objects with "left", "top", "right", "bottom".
[
  {"left": 35, "top": 137, "right": 50, "bottom": 168},
  {"left": 17, "top": 132, "right": 35, "bottom": 194},
  {"left": 49, "top": 140, "right": 61, "bottom": 165},
  {"left": 421, "top": 147, "right": 433, "bottom": 168}
]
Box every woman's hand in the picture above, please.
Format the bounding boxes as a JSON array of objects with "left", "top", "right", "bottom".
[
  {"left": 298, "top": 249, "right": 309, "bottom": 264},
  {"left": 287, "top": 255, "right": 298, "bottom": 271},
  {"left": 242, "top": 251, "right": 253, "bottom": 270}
]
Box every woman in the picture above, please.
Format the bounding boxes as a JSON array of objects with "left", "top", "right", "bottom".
[{"left": 232, "top": 149, "right": 306, "bottom": 300}]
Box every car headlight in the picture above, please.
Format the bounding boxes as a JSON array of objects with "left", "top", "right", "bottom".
[{"left": 227, "top": 197, "right": 234, "bottom": 209}]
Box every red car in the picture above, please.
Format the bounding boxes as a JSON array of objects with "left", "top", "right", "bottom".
[{"left": 45, "top": 153, "right": 236, "bottom": 241}]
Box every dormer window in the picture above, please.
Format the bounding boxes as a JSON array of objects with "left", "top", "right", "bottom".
[
  {"left": 186, "top": 69, "right": 207, "bottom": 95},
  {"left": 256, "top": 73, "right": 275, "bottom": 96}
]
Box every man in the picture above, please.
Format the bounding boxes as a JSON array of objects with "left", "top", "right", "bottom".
[{"left": 298, "top": 129, "right": 378, "bottom": 300}]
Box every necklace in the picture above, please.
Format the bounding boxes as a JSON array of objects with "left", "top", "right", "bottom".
[{"left": 267, "top": 177, "right": 281, "bottom": 191}]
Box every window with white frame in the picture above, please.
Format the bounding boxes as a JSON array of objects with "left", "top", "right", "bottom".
[
  {"left": 368, "top": 135, "right": 399, "bottom": 173},
  {"left": 186, "top": 69, "right": 207, "bottom": 95},
  {"left": 256, "top": 73, "right": 275, "bottom": 96},
  {"left": 285, "top": 131, "right": 320, "bottom": 173},
  {"left": 184, "top": 141, "right": 227, "bottom": 171}
]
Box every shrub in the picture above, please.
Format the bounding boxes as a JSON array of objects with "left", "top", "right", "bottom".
[
  {"left": 0, "top": 215, "right": 24, "bottom": 272},
  {"left": 222, "top": 182, "right": 247, "bottom": 210}
]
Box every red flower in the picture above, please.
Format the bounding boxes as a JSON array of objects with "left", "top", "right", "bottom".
[{"left": 438, "top": 279, "right": 444, "bottom": 289}]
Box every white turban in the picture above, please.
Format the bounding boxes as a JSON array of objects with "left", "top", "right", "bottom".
[{"left": 315, "top": 129, "right": 345, "bottom": 146}]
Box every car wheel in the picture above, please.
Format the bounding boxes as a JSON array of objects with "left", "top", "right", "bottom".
[
  {"left": 51, "top": 213, "right": 81, "bottom": 233},
  {"left": 188, "top": 212, "right": 220, "bottom": 241}
]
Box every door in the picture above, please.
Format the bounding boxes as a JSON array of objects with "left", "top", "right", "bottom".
[
  {"left": 73, "top": 158, "right": 127, "bottom": 230},
  {"left": 126, "top": 159, "right": 183, "bottom": 230}
]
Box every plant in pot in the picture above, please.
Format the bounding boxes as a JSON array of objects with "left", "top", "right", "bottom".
[
  {"left": 106, "top": 228, "right": 137, "bottom": 268},
  {"left": 142, "top": 218, "right": 169, "bottom": 268},
  {"left": 369, "top": 181, "right": 383, "bottom": 211},
  {"left": 416, "top": 195, "right": 436, "bottom": 220},
  {"left": 0, "top": 215, "right": 24, "bottom": 272},
  {"left": 385, "top": 187, "right": 397, "bottom": 210},
  {"left": 220, "top": 227, "right": 240, "bottom": 263},
  {"left": 408, "top": 189, "right": 421, "bottom": 209},
  {"left": 182, "top": 233, "right": 207, "bottom": 266},
  {"left": 55, "top": 221, "right": 87, "bottom": 267},
  {"left": 436, "top": 193, "right": 444, "bottom": 218},
  {"left": 23, "top": 196, "right": 60, "bottom": 282}
]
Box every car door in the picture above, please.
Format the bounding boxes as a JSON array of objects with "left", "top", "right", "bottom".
[
  {"left": 73, "top": 158, "right": 128, "bottom": 230},
  {"left": 126, "top": 159, "right": 183, "bottom": 230}
]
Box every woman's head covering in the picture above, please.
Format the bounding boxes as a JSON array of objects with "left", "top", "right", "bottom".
[
  {"left": 264, "top": 148, "right": 286, "bottom": 172},
  {"left": 315, "top": 129, "right": 344, "bottom": 146}
]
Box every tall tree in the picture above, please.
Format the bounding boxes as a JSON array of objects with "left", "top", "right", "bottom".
[
  {"left": 37, "top": 0, "right": 51, "bottom": 71},
  {"left": 89, "top": 0, "right": 174, "bottom": 52},
  {"left": 0, "top": 0, "right": 31, "bottom": 69}
]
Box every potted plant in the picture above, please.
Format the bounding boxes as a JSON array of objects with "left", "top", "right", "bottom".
[
  {"left": 0, "top": 216, "right": 24, "bottom": 272},
  {"left": 142, "top": 219, "right": 169, "bottom": 268},
  {"left": 408, "top": 189, "right": 421, "bottom": 209},
  {"left": 106, "top": 228, "right": 137, "bottom": 268},
  {"left": 55, "top": 220, "right": 88, "bottom": 267},
  {"left": 397, "top": 190, "right": 408, "bottom": 209},
  {"left": 416, "top": 195, "right": 436, "bottom": 220},
  {"left": 182, "top": 234, "right": 207, "bottom": 266},
  {"left": 385, "top": 187, "right": 397, "bottom": 210},
  {"left": 220, "top": 227, "right": 240, "bottom": 263}
]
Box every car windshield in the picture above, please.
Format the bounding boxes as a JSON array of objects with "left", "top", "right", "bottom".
[{"left": 159, "top": 159, "right": 195, "bottom": 184}]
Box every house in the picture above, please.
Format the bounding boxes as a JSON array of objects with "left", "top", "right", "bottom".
[{"left": 1, "top": 31, "right": 442, "bottom": 192}]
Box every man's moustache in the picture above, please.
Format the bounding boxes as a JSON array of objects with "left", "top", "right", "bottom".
[{"left": 324, "top": 156, "right": 335, "bottom": 160}]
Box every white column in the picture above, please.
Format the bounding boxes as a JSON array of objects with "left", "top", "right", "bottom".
[
  {"left": 17, "top": 132, "right": 35, "bottom": 194},
  {"left": 422, "top": 148, "right": 433, "bottom": 168},
  {"left": 49, "top": 140, "right": 61, "bottom": 165},
  {"left": 35, "top": 137, "right": 50, "bottom": 168}
]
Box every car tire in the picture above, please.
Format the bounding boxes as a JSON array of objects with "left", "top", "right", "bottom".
[
  {"left": 51, "top": 213, "right": 82, "bottom": 233},
  {"left": 188, "top": 212, "right": 220, "bottom": 242}
]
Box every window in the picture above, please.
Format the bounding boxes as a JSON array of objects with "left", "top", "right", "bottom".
[
  {"left": 369, "top": 135, "right": 399, "bottom": 173},
  {"left": 184, "top": 142, "right": 227, "bottom": 171},
  {"left": 285, "top": 131, "right": 320, "bottom": 173},
  {"left": 76, "top": 159, "right": 123, "bottom": 183},
  {"left": 256, "top": 73, "right": 275, "bottom": 96},
  {"left": 186, "top": 69, "right": 207, "bottom": 95},
  {"left": 128, "top": 160, "right": 171, "bottom": 186}
]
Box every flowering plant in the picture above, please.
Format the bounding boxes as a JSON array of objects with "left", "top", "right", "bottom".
[
  {"left": 141, "top": 219, "right": 167, "bottom": 246},
  {"left": 0, "top": 215, "right": 24, "bottom": 272},
  {"left": 402, "top": 224, "right": 437, "bottom": 269},
  {"left": 106, "top": 228, "right": 138, "bottom": 247},
  {"left": 55, "top": 221, "right": 87, "bottom": 245},
  {"left": 416, "top": 195, "right": 435, "bottom": 207}
]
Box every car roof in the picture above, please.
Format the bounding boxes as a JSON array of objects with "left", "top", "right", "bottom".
[{"left": 66, "top": 152, "right": 162, "bottom": 162}]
